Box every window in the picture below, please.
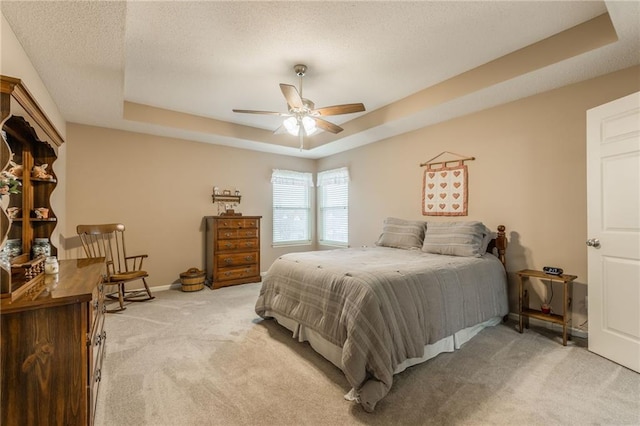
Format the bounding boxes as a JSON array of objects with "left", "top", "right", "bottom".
[
  {"left": 318, "top": 167, "right": 349, "bottom": 246},
  {"left": 271, "top": 169, "right": 313, "bottom": 245}
]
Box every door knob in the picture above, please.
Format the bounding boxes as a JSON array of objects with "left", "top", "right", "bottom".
[{"left": 586, "top": 238, "right": 601, "bottom": 248}]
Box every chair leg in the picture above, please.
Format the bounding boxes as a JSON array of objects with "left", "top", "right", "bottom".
[
  {"left": 105, "top": 283, "right": 127, "bottom": 313},
  {"left": 121, "top": 278, "right": 155, "bottom": 302},
  {"left": 142, "top": 277, "right": 153, "bottom": 299},
  {"left": 118, "top": 282, "right": 125, "bottom": 310}
]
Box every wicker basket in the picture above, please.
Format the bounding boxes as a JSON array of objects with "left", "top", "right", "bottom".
[{"left": 179, "top": 267, "right": 205, "bottom": 292}]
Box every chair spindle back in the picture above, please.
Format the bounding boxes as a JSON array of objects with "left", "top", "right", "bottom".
[{"left": 77, "top": 223, "right": 130, "bottom": 277}]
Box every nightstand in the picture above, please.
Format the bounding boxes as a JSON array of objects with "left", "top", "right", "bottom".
[{"left": 516, "top": 269, "right": 578, "bottom": 346}]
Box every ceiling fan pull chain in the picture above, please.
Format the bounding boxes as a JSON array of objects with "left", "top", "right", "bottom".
[{"left": 299, "top": 128, "right": 304, "bottom": 151}]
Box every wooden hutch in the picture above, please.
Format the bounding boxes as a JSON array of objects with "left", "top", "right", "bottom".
[{"left": 1, "top": 75, "right": 107, "bottom": 425}]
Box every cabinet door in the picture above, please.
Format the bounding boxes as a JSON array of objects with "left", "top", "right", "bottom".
[{"left": 1, "top": 303, "right": 88, "bottom": 425}]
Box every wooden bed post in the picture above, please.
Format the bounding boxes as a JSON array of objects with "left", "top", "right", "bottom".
[
  {"left": 489, "top": 225, "right": 507, "bottom": 268},
  {"left": 496, "top": 225, "right": 507, "bottom": 267}
]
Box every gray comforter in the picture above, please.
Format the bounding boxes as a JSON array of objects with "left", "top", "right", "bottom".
[{"left": 255, "top": 247, "right": 508, "bottom": 412}]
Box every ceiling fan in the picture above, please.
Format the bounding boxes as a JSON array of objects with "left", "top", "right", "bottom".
[{"left": 232, "top": 64, "right": 365, "bottom": 149}]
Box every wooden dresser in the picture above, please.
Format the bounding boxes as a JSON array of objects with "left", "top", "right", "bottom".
[
  {"left": 1, "top": 258, "right": 106, "bottom": 426},
  {"left": 205, "top": 216, "right": 261, "bottom": 289}
]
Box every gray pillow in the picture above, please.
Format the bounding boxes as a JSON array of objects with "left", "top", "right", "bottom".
[
  {"left": 422, "top": 221, "right": 490, "bottom": 257},
  {"left": 375, "top": 217, "right": 426, "bottom": 249}
]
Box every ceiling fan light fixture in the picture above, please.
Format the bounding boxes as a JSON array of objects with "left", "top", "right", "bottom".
[
  {"left": 302, "top": 116, "right": 317, "bottom": 135},
  {"left": 283, "top": 116, "right": 318, "bottom": 136},
  {"left": 283, "top": 116, "right": 299, "bottom": 135}
]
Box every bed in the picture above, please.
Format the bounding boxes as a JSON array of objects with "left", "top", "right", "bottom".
[{"left": 255, "top": 219, "right": 508, "bottom": 412}]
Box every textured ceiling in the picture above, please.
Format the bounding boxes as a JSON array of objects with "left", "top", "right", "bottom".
[{"left": 1, "top": 1, "right": 639, "bottom": 159}]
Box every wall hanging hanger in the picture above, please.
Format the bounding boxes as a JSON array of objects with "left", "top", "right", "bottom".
[
  {"left": 419, "top": 151, "right": 475, "bottom": 168},
  {"left": 420, "top": 151, "right": 475, "bottom": 217}
]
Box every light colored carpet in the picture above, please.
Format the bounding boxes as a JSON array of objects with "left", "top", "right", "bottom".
[{"left": 95, "top": 283, "right": 640, "bottom": 426}]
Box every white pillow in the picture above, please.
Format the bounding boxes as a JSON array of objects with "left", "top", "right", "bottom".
[{"left": 422, "top": 221, "right": 489, "bottom": 257}]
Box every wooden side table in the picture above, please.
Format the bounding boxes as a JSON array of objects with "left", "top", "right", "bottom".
[{"left": 516, "top": 269, "right": 578, "bottom": 346}]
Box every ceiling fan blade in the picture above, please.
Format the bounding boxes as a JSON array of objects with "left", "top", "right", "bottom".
[
  {"left": 273, "top": 123, "right": 288, "bottom": 135},
  {"left": 313, "top": 103, "right": 365, "bottom": 116},
  {"left": 232, "top": 109, "right": 290, "bottom": 116},
  {"left": 313, "top": 117, "right": 343, "bottom": 134},
  {"left": 280, "top": 84, "right": 303, "bottom": 109}
]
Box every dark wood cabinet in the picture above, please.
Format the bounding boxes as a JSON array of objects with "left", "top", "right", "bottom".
[
  {"left": 1, "top": 258, "right": 106, "bottom": 426},
  {"left": 1, "top": 75, "right": 65, "bottom": 299},
  {"left": 205, "top": 216, "right": 261, "bottom": 289}
]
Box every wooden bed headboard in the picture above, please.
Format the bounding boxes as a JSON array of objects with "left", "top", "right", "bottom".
[{"left": 487, "top": 225, "right": 507, "bottom": 268}]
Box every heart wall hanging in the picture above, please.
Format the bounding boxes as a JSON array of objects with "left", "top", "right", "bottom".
[{"left": 420, "top": 151, "right": 474, "bottom": 216}]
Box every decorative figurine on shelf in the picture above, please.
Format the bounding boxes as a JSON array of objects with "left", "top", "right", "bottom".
[
  {"left": 7, "top": 207, "right": 20, "bottom": 219},
  {"left": 8, "top": 160, "right": 23, "bottom": 177},
  {"left": 223, "top": 189, "right": 231, "bottom": 195},
  {"left": 235, "top": 190, "right": 240, "bottom": 196},
  {"left": 32, "top": 163, "right": 53, "bottom": 179},
  {"left": 214, "top": 186, "right": 220, "bottom": 195},
  {"left": 34, "top": 207, "right": 49, "bottom": 219}
]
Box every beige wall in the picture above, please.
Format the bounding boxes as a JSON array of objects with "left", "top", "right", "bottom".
[
  {"left": 318, "top": 65, "right": 640, "bottom": 327},
  {"left": 64, "top": 125, "right": 315, "bottom": 286},
  {"left": 63, "top": 66, "right": 639, "bottom": 325}
]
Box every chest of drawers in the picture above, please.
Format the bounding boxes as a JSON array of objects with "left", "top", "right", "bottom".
[
  {"left": 1, "top": 258, "right": 106, "bottom": 426},
  {"left": 205, "top": 216, "right": 262, "bottom": 289}
]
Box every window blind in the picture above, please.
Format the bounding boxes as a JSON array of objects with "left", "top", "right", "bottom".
[
  {"left": 318, "top": 167, "right": 349, "bottom": 246},
  {"left": 271, "top": 169, "right": 313, "bottom": 245}
]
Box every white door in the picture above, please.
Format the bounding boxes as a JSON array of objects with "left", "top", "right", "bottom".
[{"left": 586, "top": 91, "right": 640, "bottom": 373}]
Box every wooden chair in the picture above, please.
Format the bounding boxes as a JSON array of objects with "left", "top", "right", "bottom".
[{"left": 77, "top": 223, "right": 154, "bottom": 312}]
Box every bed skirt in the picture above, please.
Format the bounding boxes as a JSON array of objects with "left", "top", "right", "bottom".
[{"left": 264, "top": 311, "right": 502, "bottom": 398}]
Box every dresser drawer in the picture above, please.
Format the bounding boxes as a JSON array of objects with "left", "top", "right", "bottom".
[
  {"left": 215, "top": 265, "right": 259, "bottom": 282},
  {"left": 217, "top": 218, "right": 258, "bottom": 229},
  {"left": 216, "top": 251, "right": 258, "bottom": 267},
  {"left": 216, "top": 238, "right": 258, "bottom": 251},
  {"left": 217, "top": 228, "right": 259, "bottom": 239}
]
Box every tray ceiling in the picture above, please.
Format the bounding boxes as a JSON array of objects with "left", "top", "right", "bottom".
[{"left": 1, "top": 1, "right": 638, "bottom": 158}]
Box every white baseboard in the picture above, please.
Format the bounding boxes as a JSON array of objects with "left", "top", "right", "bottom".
[
  {"left": 507, "top": 312, "right": 588, "bottom": 339},
  {"left": 124, "top": 283, "right": 181, "bottom": 293}
]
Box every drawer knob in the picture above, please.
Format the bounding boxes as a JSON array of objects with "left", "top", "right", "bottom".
[
  {"left": 225, "top": 243, "right": 233, "bottom": 248},
  {"left": 225, "top": 272, "right": 231, "bottom": 277},
  {"left": 245, "top": 256, "right": 253, "bottom": 262},
  {"left": 224, "top": 258, "right": 233, "bottom": 265},
  {"left": 225, "top": 232, "right": 232, "bottom": 237}
]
